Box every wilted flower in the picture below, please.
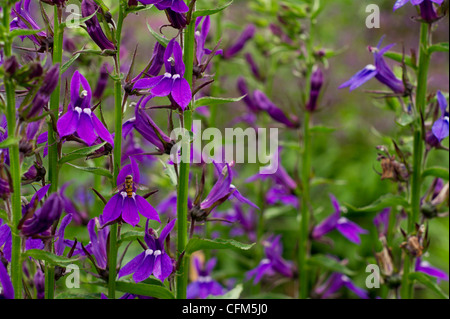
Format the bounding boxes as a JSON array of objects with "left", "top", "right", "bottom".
[
  {"left": 57, "top": 71, "right": 114, "bottom": 146},
  {"left": 0, "top": 262, "right": 14, "bottom": 299},
  {"left": 187, "top": 257, "right": 225, "bottom": 299},
  {"left": 246, "top": 235, "right": 295, "bottom": 284},
  {"left": 119, "top": 219, "right": 175, "bottom": 282},
  {"left": 339, "top": 37, "right": 405, "bottom": 94},
  {"left": 81, "top": 0, "right": 116, "bottom": 51},
  {"left": 133, "top": 39, "right": 192, "bottom": 110},
  {"left": 312, "top": 195, "right": 368, "bottom": 245},
  {"left": 102, "top": 158, "right": 160, "bottom": 227},
  {"left": 138, "top": 0, "right": 189, "bottom": 13}
]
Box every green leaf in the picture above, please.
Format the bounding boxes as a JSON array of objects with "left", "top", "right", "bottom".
[
  {"left": 384, "top": 52, "right": 417, "bottom": 70},
  {"left": 422, "top": 167, "right": 449, "bottom": 181},
  {"left": 114, "top": 281, "right": 175, "bottom": 299},
  {"left": 126, "top": 4, "right": 153, "bottom": 14},
  {"left": 195, "top": 95, "right": 245, "bottom": 108},
  {"left": 308, "top": 255, "right": 355, "bottom": 276},
  {"left": 193, "top": 1, "right": 234, "bottom": 18},
  {"left": 310, "top": 125, "right": 336, "bottom": 134},
  {"left": 207, "top": 284, "right": 243, "bottom": 299},
  {"left": 68, "top": 164, "right": 113, "bottom": 179},
  {"left": 0, "top": 136, "right": 20, "bottom": 148},
  {"left": 346, "top": 194, "right": 410, "bottom": 213},
  {"left": 23, "top": 249, "right": 78, "bottom": 267},
  {"left": 61, "top": 53, "right": 81, "bottom": 74},
  {"left": 146, "top": 23, "right": 169, "bottom": 47},
  {"left": 185, "top": 238, "right": 255, "bottom": 256},
  {"left": 59, "top": 142, "right": 107, "bottom": 165},
  {"left": 428, "top": 42, "right": 449, "bottom": 54},
  {"left": 118, "top": 230, "right": 144, "bottom": 245},
  {"left": 409, "top": 272, "right": 449, "bottom": 299},
  {"left": 9, "top": 28, "right": 44, "bottom": 39},
  {"left": 396, "top": 113, "right": 414, "bottom": 127}
]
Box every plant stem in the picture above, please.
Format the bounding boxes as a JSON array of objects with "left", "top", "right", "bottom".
[
  {"left": 401, "top": 22, "right": 431, "bottom": 300},
  {"left": 2, "top": 1, "right": 23, "bottom": 300},
  {"left": 176, "top": 2, "right": 196, "bottom": 300},
  {"left": 108, "top": 3, "right": 125, "bottom": 299},
  {"left": 45, "top": 6, "right": 64, "bottom": 300}
]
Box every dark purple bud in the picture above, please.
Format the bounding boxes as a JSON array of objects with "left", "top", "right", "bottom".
[
  {"left": 22, "top": 163, "right": 46, "bottom": 184},
  {"left": 81, "top": 0, "right": 116, "bottom": 51},
  {"left": 34, "top": 269, "right": 45, "bottom": 299},
  {"left": 425, "top": 130, "right": 441, "bottom": 149},
  {"left": 4, "top": 56, "right": 20, "bottom": 75},
  {"left": 128, "top": 0, "right": 139, "bottom": 6},
  {"left": 419, "top": 1, "right": 440, "bottom": 23},
  {"left": 21, "top": 192, "right": 64, "bottom": 237},
  {"left": 224, "top": 24, "right": 256, "bottom": 59},
  {"left": 165, "top": 8, "right": 187, "bottom": 30},
  {"left": 237, "top": 77, "right": 260, "bottom": 113},
  {"left": 306, "top": 67, "right": 324, "bottom": 112},
  {"left": 63, "top": 37, "right": 77, "bottom": 53},
  {"left": 244, "top": 53, "right": 262, "bottom": 81},
  {"left": 93, "top": 63, "right": 111, "bottom": 100}
]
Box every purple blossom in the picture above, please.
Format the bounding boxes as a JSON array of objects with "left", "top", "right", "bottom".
[
  {"left": 57, "top": 71, "right": 114, "bottom": 146},
  {"left": 138, "top": 0, "right": 189, "bottom": 13},
  {"left": 253, "top": 90, "right": 299, "bottom": 128},
  {"left": 10, "top": 0, "right": 46, "bottom": 46},
  {"left": 415, "top": 258, "right": 449, "bottom": 283},
  {"left": 373, "top": 208, "right": 391, "bottom": 237},
  {"left": 224, "top": 24, "right": 256, "bottom": 59},
  {"left": 81, "top": 0, "right": 116, "bottom": 51},
  {"left": 132, "top": 43, "right": 166, "bottom": 83},
  {"left": 187, "top": 257, "right": 225, "bottom": 299},
  {"left": 195, "top": 16, "right": 223, "bottom": 66},
  {"left": 431, "top": 91, "right": 449, "bottom": 142},
  {"left": 0, "top": 261, "right": 14, "bottom": 299},
  {"left": 314, "top": 272, "right": 369, "bottom": 299},
  {"left": 339, "top": 37, "right": 405, "bottom": 94},
  {"left": 102, "top": 158, "right": 160, "bottom": 227},
  {"left": 312, "top": 195, "right": 368, "bottom": 245},
  {"left": 216, "top": 204, "right": 257, "bottom": 242},
  {"left": 133, "top": 39, "right": 192, "bottom": 110},
  {"left": 93, "top": 63, "right": 111, "bottom": 100},
  {"left": 393, "top": 0, "right": 444, "bottom": 20},
  {"left": 306, "top": 67, "right": 324, "bottom": 112},
  {"left": 118, "top": 219, "right": 176, "bottom": 282},
  {"left": 246, "top": 235, "right": 295, "bottom": 284}
]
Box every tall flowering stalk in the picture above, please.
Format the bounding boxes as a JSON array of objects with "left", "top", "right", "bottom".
[{"left": 1, "top": 1, "right": 22, "bottom": 299}]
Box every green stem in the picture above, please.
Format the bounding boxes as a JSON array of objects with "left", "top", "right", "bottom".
[
  {"left": 401, "top": 22, "right": 430, "bottom": 300},
  {"left": 2, "top": 1, "right": 22, "bottom": 300},
  {"left": 108, "top": 3, "right": 125, "bottom": 299},
  {"left": 176, "top": 3, "right": 196, "bottom": 300},
  {"left": 45, "top": 6, "right": 64, "bottom": 300}
]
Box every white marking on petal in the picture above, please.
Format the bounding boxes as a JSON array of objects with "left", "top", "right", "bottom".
[
  {"left": 83, "top": 108, "right": 92, "bottom": 116},
  {"left": 81, "top": 90, "right": 88, "bottom": 98},
  {"left": 74, "top": 107, "right": 82, "bottom": 114},
  {"left": 261, "top": 259, "right": 270, "bottom": 265},
  {"left": 173, "top": 74, "right": 181, "bottom": 80},
  {"left": 341, "top": 275, "right": 350, "bottom": 282},
  {"left": 337, "top": 217, "right": 348, "bottom": 224},
  {"left": 164, "top": 73, "right": 172, "bottom": 79},
  {"left": 145, "top": 249, "right": 154, "bottom": 256},
  {"left": 154, "top": 250, "right": 162, "bottom": 257},
  {"left": 198, "top": 276, "right": 212, "bottom": 283},
  {"left": 366, "top": 64, "right": 377, "bottom": 71},
  {"left": 121, "top": 191, "right": 127, "bottom": 198}
]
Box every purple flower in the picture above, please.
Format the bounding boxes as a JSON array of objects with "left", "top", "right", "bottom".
[
  {"left": 431, "top": 91, "right": 449, "bottom": 142},
  {"left": 315, "top": 272, "right": 369, "bottom": 299},
  {"left": 312, "top": 195, "right": 368, "bottom": 245},
  {"left": 224, "top": 24, "right": 256, "bottom": 59},
  {"left": 187, "top": 257, "right": 225, "bottom": 299},
  {"left": 0, "top": 261, "right": 14, "bottom": 299},
  {"left": 415, "top": 258, "right": 449, "bottom": 283},
  {"left": 132, "top": 43, "right": 166, "bottom": 83},
  {"left": 374, "top": 208, "right": 391, "bottom": 237},
  {"left": 339, "top": 37, "right": 405, "bottom": 94},
  {"left": 81, "top": 0, "right": 116, "bottom": 51},
  {"left": 195, "top": 16, "right": 223, "bottom": 66},
  {"left": 102, "top": 158, "right": 160, "bottom": 227},
  {"left": 10, "top": 0, "right": 46, "bottom": 46},
  {"left": 93, "top": 63, "right": 111, "bottom": 100},
  {"left": 133, "top": 39, "right": 192, "bottom": 110},
  {"left": 165, "top": 8, "right": 187, "bottom": 29},
  {"left": 306, "top": 67, "right": 324, "bottom": 112},
  {"left": 253, "top": 90, "right": 299, "bottom": 128},
  {"left": 21, "top": 191, "right": 65, "bottom": 237},
  {"left": 34, "top": 269, "right": 45, "bottom": 299},
  {"left": 57, "top": 71, "right": 114, "bottom": 146},
  {"left": 246, "top": 235, "right": 295, "bottom": 284},
  {"left": 137, "top": 0, "right": 189, "bottom": 13},
  {"left": 118, "top": 219, "right": 175, "bottom": 282},
  {"left": 394, "top": 0, "right": 444, "bottom": 21}
]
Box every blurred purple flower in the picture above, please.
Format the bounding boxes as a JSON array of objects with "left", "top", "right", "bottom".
[
  {"left": 394, "top": 0, "right": 444, "bottom": 22},
  {"left": 315, "top": 272, "right": 369, "bottom": 299},
  {"left": 306, "top": 67, "right": 324, "bottom": 112},
  {"left": 373, "top": 208, "right": 391, "bottom": 238},
  {"left": 339, "top": 37, "right": 404, "bottom": 94},
  {"left": 102, "top": 158, "right": 160, "bottom": 227},
  {"left": 415, "top": 258, "right": 449, "bottom": 283},
  {"left": 119, "top": 219, "right": 175, "bottom": 282},
  {"left": 138, "top": 0, "right": 189, "bottom": 13},
  {"left": 133, "top": 39, "right": 192, "bottom": 110},
  {"left": 93, "top": 63, "right": 111, "bottom": 100},
  {"left": 432, "top": 91, "right": 449, "bottom": 142},
  {"left": 0, "top": 261, "right": 14, "bottom": 299},
  {"left": 254, "top": 90, "right": 299, "bottom": 128},
  {"left": 312, "top": 195, "right": 368, "bottom": 245},
  {"left": 10, "top": 0, "right": 46, "bottom": 46},
  {"left": 57, "top": 71, "right": 114, "bottom": 146},
  {"left": 224, "top": 24, "right": 256, "bottom": 59},
  {"left": 187, "top": 257, "right": 225, "bottom": 299}
]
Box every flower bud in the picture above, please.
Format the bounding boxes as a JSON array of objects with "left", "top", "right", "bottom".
[
  {"left": 93, "top": 63, "right": 111, "bottom": 100},
  {"left": 306, "top": 67, "right": 324, "bottom": 112},
  {"left": 165, "top": 8, "right": 187, "bottom": 30},
  {"left": 81, "top": 0, "right": 116, "bottom": 51},
  {"left": 419, "top": 0, "right": 440, "bottom": 23},
  {"left": 4, "top": 56, "right": 20, "bottom": 75}
]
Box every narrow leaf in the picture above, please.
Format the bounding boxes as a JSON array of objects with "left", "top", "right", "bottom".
[
  {"left": 185, "top": 238, "right": 255, "bottom": 256},
  {"left": 422, "top": 167, "right": 449, "bottom": 181},
  {"left": 308, "top": 255, "right": 355, "bottom": 276},
  {"left": 114, "top": 281, "right": 175, "bottom": 299},
  {"left": 23, "top": 249, "right": 78, "bottom": 267},
  {"left": 346, "top": 194, "right": 410, "bottom": 213},
  {"left": 193, "top": 1, "right": 234, "bottom": 18},
  {"left": 409, "top": 272, "right": 449, "bottom": 299},
  {"left": 59, "top": 142, "right": 107, "bottom": 165}
]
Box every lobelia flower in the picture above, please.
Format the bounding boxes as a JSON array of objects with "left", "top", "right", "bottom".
[
  {"left": 81, "top": 0, "right": 116, "bottom": 51},
  {"left": 373, "top": 208, "right": 391, "bottom": 238},
  {"left": 415, "top": 258, "right": 449, "bottom": 283},
  {"left": 253, "top": 90, "right": 300, "bottom": 128},
  {"left": 34, "top": 269, "right": 45, "bottom": 299},
  {"left": 0, "top": 261, "right": 14, "bottom": 299},
  {"left": 312, "top": 195, "right": 368, "bottom": 245},
  {"left": 314, "top": 272, "right": 369, "bottom": 299},
  {"left": 215, "top": 204, "right": 257, "bottom": 242},
  {"left": 57, "top": 71, "right": 114, "bottom": 146},
  {"left": 93, "top": 63, "right": 111, "bottom": 100},
  {"left": 119, "top": 219, "right": 176, "bottom": 282},
  {"left": 244, "top": 53, "right": 262, "bottom": 81},
  {"left": 224, "top": 24, "right": 256, "bottom": 59},
  {"left": 133, "top": 39, "right": 192, "bottom": 110},
  {"left": 165, "top": 8, "right": 187, "bottom": 30},
  {"left": 431, "top": 91, "right": 449, "bottom": 142},
  {"left": 394, "top": 0, "right": 444, "bottom": 22},
  {"left": 194, "top": 16, "right": 223, "bottom": 71},
  {"left": 187, "top": 257, "right": 225, "bottom": 299},
  {"left": 306, "top": 67, "right": 324, "bottom": 112},
  {"left": 102, "top": 158, "right": 160, "bottom": 227},
  {"left": 22, "top": 64, "right": 60, "bottom": 121},
  {"left": 339, "top": 37, "right": 405, "bottom": 94},
  {"left": 131, "top": 43, "right": 166, "bottom": 84},
  {"left": 10, "top": 0, "right": 47, "bottom": 47},
  {"left": 137, "top": 0, "right": 189, "bottom": 13},
  {"left": 246, "top": 235, "right": 295, "bottom": 284}
]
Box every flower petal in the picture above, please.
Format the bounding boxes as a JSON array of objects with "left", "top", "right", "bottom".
[
  {"left": 122, "top": 197, "right": 140, "bottom": 227},
  {"left": 135, "top": 195, "right": 161, "bottom": 223}
]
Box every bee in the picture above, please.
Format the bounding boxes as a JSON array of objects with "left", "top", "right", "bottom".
[
  {"left": 125, "top": 175, "right": 134, "bottom": 198},
  {"left": 112, "top": 174, "right": 150, "bottom": 196}
]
